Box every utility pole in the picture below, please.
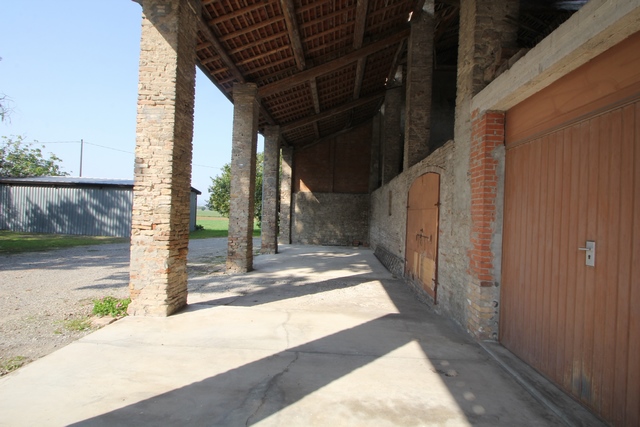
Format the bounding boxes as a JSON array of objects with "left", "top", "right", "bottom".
[{"left": 79, "top": 139, "right": 84, "bottom": 177}]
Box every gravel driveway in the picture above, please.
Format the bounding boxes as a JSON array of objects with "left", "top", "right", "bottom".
[{"left": 0, "top": 238, "right": 258, "bottom": 375}]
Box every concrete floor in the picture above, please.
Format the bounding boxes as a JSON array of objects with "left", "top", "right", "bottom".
[{"left": 0, "top": 245, "right": 601, "bottom": 426}]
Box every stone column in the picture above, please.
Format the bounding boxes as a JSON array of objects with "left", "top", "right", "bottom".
[
  {"left": 278, "top": 146, "right": 293, "bottom": 244},
  {"left": 404, "top": 2, "right": 434, "bottom": 169},
  {"left": 261, "top": 126, "right": 280, "bottom": 254},
  {"left": 381, "top": 69, "right": 403, "bottom": 184},
  {"left": 227, "top": 83, "right": 259, "bottom": 273},
  {"left": 128, "top": 0, "right": 199, "bottom": 316}
]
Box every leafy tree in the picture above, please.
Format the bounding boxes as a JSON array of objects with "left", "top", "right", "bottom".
[
  {"left": 207, "top": 152, "right": 263, "bottom": 224},
  {"left": 0, "top": 136, "right": 68, "bottom": 177},
  {"left": 0, "top": 94, "right": 12, "bottom": 123}
]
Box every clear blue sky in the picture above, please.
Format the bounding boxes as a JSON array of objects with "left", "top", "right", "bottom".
[{"left": 0, "top": 0, "right": 261, "bottom": 203}]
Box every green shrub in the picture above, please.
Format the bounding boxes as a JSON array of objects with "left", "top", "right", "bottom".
[{"left": 93, "top": 296, "right": 131, "bottom": 317}]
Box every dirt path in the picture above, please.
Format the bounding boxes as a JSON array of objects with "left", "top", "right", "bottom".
[{"left": 0, "top": 238, "right": 257, "bottom": 375}]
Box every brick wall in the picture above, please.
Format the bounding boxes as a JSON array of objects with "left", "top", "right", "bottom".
[{"left": 466, "top": 110, "right": 505, "bottom": 340}]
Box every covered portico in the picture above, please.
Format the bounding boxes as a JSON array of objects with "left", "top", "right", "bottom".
[{"left": 126, "top": 0, "right": 434, "bottom": 315}]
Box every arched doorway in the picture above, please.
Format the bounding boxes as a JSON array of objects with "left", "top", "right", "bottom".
[{"left": 405, "top": 173, "right": 440, "bottom": 302}]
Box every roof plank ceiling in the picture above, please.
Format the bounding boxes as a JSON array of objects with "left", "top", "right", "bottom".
[{"left": 196, "top": 0, "right": 420, "bottom": 147}]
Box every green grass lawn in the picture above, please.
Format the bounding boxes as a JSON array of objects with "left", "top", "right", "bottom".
[
  {"left": 0, "top": 210, "right": 260, "bottom": 253},
  {"left": 0, "top": 232, "right": 128, "bottom": 254},
  {"left": 190, "top": 210, "right": 261, "bottom": 239}
]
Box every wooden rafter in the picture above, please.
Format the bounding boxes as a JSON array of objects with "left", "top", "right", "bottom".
[
  {"left": 353, "top": 0, "right": 369, "bottom": 49},
  {"left": 219, "top": 16, "right": 284, "bottom": 42},
  {"left": 281, "top": 92, "right": 384, "bottom": 132},
  {"left": 309, "top": 78, "right": 321, "bottom": 114},
  {"left": 259, "top": 29, "right": 409, "bottom": 98},
  {"left": 280, "top": 0, "right": 306, "bottom": 70},
  {"left": 353, "top": 57, "right": 366, "bottom": 99},
  {"left": 237, "top": 45, "right": 291, "bottom": 66},
  {"left": 229, "top": 33, "right": 289, "bottom": 55},
  {"left": 207, "top": 2, "right": 273, "bottom": 26},
  {"left": 197, "top": 21, "right": 246, "bottom": 83},
  {"left": 299, "top": 8, "right": 355, "bottom": 30}
]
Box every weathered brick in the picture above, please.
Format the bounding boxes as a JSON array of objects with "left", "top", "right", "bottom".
[
  {"left": 261, "top": 126, "right": 280, "bottom": 254},
  {"left": 128, "top": 0, "right": 199, "bottom": 317},
  {"left": 226, "top": 83, "right": 259, "bottom": 273}
]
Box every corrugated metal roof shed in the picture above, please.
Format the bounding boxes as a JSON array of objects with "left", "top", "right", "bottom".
[{"left": 0, "top": 177, "right": 201, "bottom": 237}]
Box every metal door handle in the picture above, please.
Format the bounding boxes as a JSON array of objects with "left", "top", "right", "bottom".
[{"left": 578, "top": 241, "right": 595, "bottom": 267}]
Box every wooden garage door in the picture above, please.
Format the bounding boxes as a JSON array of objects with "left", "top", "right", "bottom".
[
  {"left": 405, "top": 173, "right": 440, "bottom": 302},
  {"left": 501, "top": 99, "right": 640, "bottom": 425}
]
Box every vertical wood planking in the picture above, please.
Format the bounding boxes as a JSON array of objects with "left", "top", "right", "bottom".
[
  {"left": 627, "top": 101, "right": 640, "bottom": 427},
  {"left": 556, "top": 127, "right": 572, "bottom": 382},
  {"left": 523, "top": 140, "right": 536, "bottom": 358},
  {"left": 563, "top": 122, "right": 580, "bottom": 391},
  {"left": 581, "top": 114, "right": 599, "bottom": 404},
  {"left": 612, "top": 104, "right": 634, "bottom": 425},
  {"left": 534, "top": 138, "right": 548, "bottom": 367},
  {"left": 572, "top": 120, "right": 591, "bottom": 397},
  {"left": 602, "top": 108, "right": 622, "bottom": 420},
  {"left": 548, "top": 131, "right": 563, "bottom": 374}
]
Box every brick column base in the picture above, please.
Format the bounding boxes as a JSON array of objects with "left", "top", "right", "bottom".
[{"left": 467, "top": 110, "right": 505, "bottom": 340}]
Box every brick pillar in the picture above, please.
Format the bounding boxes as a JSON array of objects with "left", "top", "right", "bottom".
[
  {"left": 467, "top": 111, "right": 505, "bottom": 340},
  {"left": 128, "top": 0, "right": 199, "bottom": 316},
  {"left": 227, "top": 83, "right": 260, "bottom": 273},
  {"left": 404, "top": 2, "right": 434, "bottom": 169},
  {"left": 381, "top": 75, "right": 403, "bottom": 184},
  {"left": 278, "top": 146, "right": 293, "bottom": 244},
  {"left": 455, "top": 0, "right": 518, "bottom": 340},
  {"left": 261, "top": 126, "right": 280, "bottom": 254}
]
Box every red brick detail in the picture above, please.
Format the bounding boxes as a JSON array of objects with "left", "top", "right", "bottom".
[{"left": 468, "top": 111, "right": 504, "bottom": 285}]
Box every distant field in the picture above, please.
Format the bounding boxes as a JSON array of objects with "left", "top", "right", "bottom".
[
  {"left": 191, "top": 210, "right": 261, "bottom": 239},
  {"left": 0, "top": 232, "right": 127, "bottom": 254}
]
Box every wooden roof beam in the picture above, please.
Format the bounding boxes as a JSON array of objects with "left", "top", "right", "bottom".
[
  {"left": 207, "top": 2, "right": 273, "bottom": 26},
  {"left": 280, "top": 0, "right": 306, "bottom": 70},
  {"left": 353, "top": 0, "right": 369, "bottom": 49},
  {"left": 281, "top": 92, "right": 384, "bottom": 132},
  {"left": 259, "top": 29, "right": 409, "bottom": 98},
  {"left": 353, "top": 57, "right": 366, "bottom": 99},
  {"left": 309, "top": 78, "right": 321, "bottom": 114},
  {"left": 219, "top": 16, "right": 283, "bottom": 42},
  {"left": 229, "top": 32, "right": 289, "bottom": 55},
  {"left": 197, "top": 21, "right": 246, "bottom": 83}
]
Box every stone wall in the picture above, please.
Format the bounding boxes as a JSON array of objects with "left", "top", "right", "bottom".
[
  {"left": 292, "top": 192, "right": 370, "bottom": 246},
  {"left": 291, "top": 123, "right": 372, "bottom": 246},
  {"left": 370, "top": 141, "right": 469, "bottom": 327}
]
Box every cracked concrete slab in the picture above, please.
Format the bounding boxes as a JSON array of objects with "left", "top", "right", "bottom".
[{"left": 0, "top": 245, "right": 600, "bottom": 426}]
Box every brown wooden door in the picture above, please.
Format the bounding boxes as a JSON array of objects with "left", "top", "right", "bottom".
[
  {"left": 501, "top": 99, "right": 640, "bottom": 426},
  {"left": 405, "top": 173, "right": 440, "bottom": 302}
]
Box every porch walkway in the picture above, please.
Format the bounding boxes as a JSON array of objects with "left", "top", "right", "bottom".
[{"left": 0, "top": 245, "right": 600, "bottom": 426}]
